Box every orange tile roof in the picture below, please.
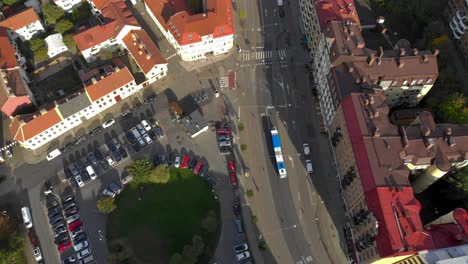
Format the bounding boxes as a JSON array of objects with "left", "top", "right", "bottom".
[
  {"left": 0, "top": 27, "right": 19, "bottom": 69},
  {"left": 85, "top": 66, "right": 134, "bottom": 101},
  {"left": 0, "top": 7, "right": 41, "bottom": 31},
  {"left": 315, "top": 0, "right": 361, "bottom": 29},
  {"left": 146, "top": 0, "right": 234, "bottom": 46},
  {"left": 122, "top": 30, "right": 167, "bottom": 74},
  {"left": 73, "top": 1, "right": 139, "bottom": 51},
  {"left": 10, "top": 108, "right": 63, "bottom": 142}
]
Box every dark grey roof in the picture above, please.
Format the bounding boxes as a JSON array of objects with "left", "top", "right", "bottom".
[
  {"left": 180, "top": 109, "right": 208, "bottom": 138},
  {"left": 57, "top": 93, "right": 92, "bottom": 119}
]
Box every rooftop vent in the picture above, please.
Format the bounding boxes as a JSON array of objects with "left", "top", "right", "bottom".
[
  {"left": 424, "top": 137, "right": 435, "bottom": 149},
  {"left": 421, "top": 126, "right": 431, "bottom": 137},
  {"left": 374, "top": 128, "right": 381, "bottom": 137},
  {"left": 400, "top": 126, "right": 409, "bottom": 148},
  {"left": 445, "top": 127, "right": 453, "bottom": 136},
  {"left": 413, "top": 48, "right": 419, "bottom": 55}
]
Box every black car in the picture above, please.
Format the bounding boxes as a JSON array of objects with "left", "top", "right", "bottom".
[
  {"left": 125, "top": 131, "right": 136, "bottom": 143},
  {"left": 131, "top": 142, "right": 141, "bottom": 152},
  {"left": 99, "top": 159, "right": 109, "bottom": 170},
  {"left": 148, "top": 130, "right": 157, "bottom": 141},
  {"left": 199, "top": 165, "right": 209, "bottom": 177},
  {"left": 219, "top": 146, "right": 231, "bottom": 155},
  {"left": 188, "top": 158, "right": 197, "bottom": 169},
  {"left": 46, "top": 199, "right": 59, "bottom": 209},
  {"left": 68, "top": 177, "right": 78, "bottom": 189},
  {"left": 205, "top": 175, "right": 216, "bottom": 188},
  {"left": 167, "top": 153, "right": 174, "bottom": 166},
  {"left": 65, "top": 207, "right": 78, "bottom": 217},
  {"left": 73, "top": 232, "right": 87, "bottom": 244},
  {"left": 63, "top": 202, "right": 76, "bottom": 211},
  {"left": 47, "top": 207, "right": 61, "bottom": 217},
  {"left": 94, "top": 149, "right": 104, "bottom": 161},
  {"left": 74, "top": 161, "right": 85, "bottom": 171},
  {"left": 54, "top": 233, "right": 69, "bottom": 244},
  {"left": 88, "top": 152, "right": 98, "bottom": 165},
  {"left": 81, "top": 156, "right": 92, "bottom": 167},
  {"left": 154, "top": 127, "right": 165, "bottom": 139},
  {"left": 144, "top": 93, "right": 157, "bottom": 103},
  {"left": 51, "top": 221, "right": 65, "bottom": 231},
  {"left": 80, "top": 169, "right": 91, "bottom": 182},
  {"left": 118, "top": 147, "right": 128, "bottom": 159},
  {"left": 233, "top": 203, "right": 240, "bottom": 216},
  {"left": 49, "top": 215, "right": 64, "bottom": 225},
  {"left": 159, "top": 155, "right": 166, "bottom": 165},
  {"left": 153, "top": 155, "right": 160, "bottom": 167},
  {"left": 109, "top": 148, "right": 122, "bottom": 162}
]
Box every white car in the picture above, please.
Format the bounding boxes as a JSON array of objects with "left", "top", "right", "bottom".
[
  {"left": 106, "top": 156, "right": 115, "bottom": 166},
  {"left": 75, "top": 175, "right": 85, "bottom": 187},
  {"left": 77, "top": 248, "right": 92, "bottom": 259},
  {"left": 121, "top": 175, "right": 133, "bottom": 185},
  {"left": 73, "top": 240, "right": 88, "bottom": 251},
  {"left": 303, "top": 143, "right": 310, "bottom": 156},
  {"left": 143, "top": 134, "right": 153, "bottom": 144},
  {"left": 235, "top": 251, "right": 250, "bottom": 261},
  {"left": 33, "top": 246, "right": 42, "bottom": 261},
  {"left": 141, "top": 119, "right": 152, "bottom": 131},
  {"left": 5, "top": 149, "right": 12, "bottom": 158},
  {"left": 174, "top": 156, "right": 181, "bottom": 168},
  {"left": 102, "top": 119, "right": 115, "bottom": 128},
  {"left": 47, "top": 148, "right": 62, "bottom": 161},
  {"left": 102, "top": 188, "right": 116, "bottom": 198},
  {"left": 305, "top": 160, "right": 313, "bottom": 174}
]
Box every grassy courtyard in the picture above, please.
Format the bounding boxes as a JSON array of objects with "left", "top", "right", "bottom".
[{"left": 107, "top": 166, "right": 220, "bottom": 263}]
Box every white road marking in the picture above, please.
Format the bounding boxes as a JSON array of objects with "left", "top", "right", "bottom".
[
  {"left": 306, "top": 256, "right": 313, "bottom": 262},
  {"left": 288, "top": 155, "right": 294, "bottom": 168},
  {"left": 260, "top": 112, "right": 266, "bottom": 117},
  {"left": 298, "top": 191, "right": 301, "bottom": 201}
]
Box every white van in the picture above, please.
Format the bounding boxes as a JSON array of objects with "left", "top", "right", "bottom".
[
  {"left": 86, "top": 166, "right": 97, "bottom": 180},
  {"left": 46, "top": 149, "right": 62, "bottom": 161},
  {"left": 21, "top": 207, "right": 33, "bottom": 228}
]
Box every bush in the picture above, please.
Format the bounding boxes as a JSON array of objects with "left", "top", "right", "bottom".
[
  {"left": 127, "top": 159, "right": 153, "bottom": 182},
  {"left": 147, "top": 166, "right": 170, "bottom": 184},
  {"left": 55, "top": 19, "right": 74, "bottom": 34},
  {"left": 42, "top": 3, "right": 65, "bottom": 24},
  {"left": 71, "top": 3, "right": 92, "bottom": 23},
  {"left": 241, "top": 144, "right": 247, "bottom": 151},
  {"left": 96, "top": 197, "right": 116, "bottom": 213},
  {"left": 258, "top": 239, "right": 268, "bottom": 250},
  {"left": 63, "top": 35, "right": 76, "bottom": 51},
  {"left": 246, "top": 189, "right": 254, "bottom": 198},
  {"left": 27, "top": 38, "right": 45, "bottom": 52},
  {"left": 237, "top": 122, "right": 245, "bottom": 132},
  {"left": 34, "top": 46, "right": 48, "bottom": 61},
  {"left": 201, "top": 210, "right": 218, "bottom": 233},
  {"left": 251, "top": 215, "right": 258, "bottom": 224}
]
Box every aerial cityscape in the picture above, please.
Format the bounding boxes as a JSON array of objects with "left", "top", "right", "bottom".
[{"left": 0, "top": 0, "right": 466, "bottom": 264}]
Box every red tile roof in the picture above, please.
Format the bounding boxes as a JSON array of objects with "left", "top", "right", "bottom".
[
  {"left": 122, "top": 30, "right": 167, "bottom": 74},
  {"left": 146, "top": 0, "right": 234, "bottom": 46},
  {"left": 0, "top": 7, "right": 41, "bottom": 31},
  {"left": 1, "top": 96, "right": 32, "bottom": 116},
  {"left": 315, "top": 0, "right": 361, "bottom": 29},
  {"left": 73, "top": 1, "right": 139, "bottom": 51},
  {"left": 10, "top": 107, "right": 63, "bottom": 142},
  {"left": 0, "top": 69, "right": 32, "bottom": 116},
  {"left": 85, "top": 66, "right": 134, "bottom": 102},
  {"left": 0, "top": 27, "right": 19, "bottom": 69}
]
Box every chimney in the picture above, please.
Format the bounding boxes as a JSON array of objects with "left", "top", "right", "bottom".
[
  {"left": 413, "top": 48, "right": 419, "bottom": 55},
  {"left": 139, "top": 44, "right": 144, "bottom": 49},
  {"left": 39, "top": 108, "right": 48, "bottom": 115},
  {"left": 400, "top": 48, "right": 406, "bottom": 56},
  {"left": 367, "top": 55, "right": 376, "bottom": 66},
  {"left": 133, "top": 41, "right": 136, "bottom": 46},
  {"left": 378, "top": 46, "right": 384, "bottom": 58},
  {"left": 139, "top": 50, "right": 143, "bottom": 55},
  {"left": 422, "top": 54, "right": 429, "bottom": 62},
  {"left": 433, "top": 49, "right": 439, "bottom": 56},
  {"left": 91, "top": 77, "right": 97, "bottom": 84},
  {"left": 146, "top": 54, "right": 150, "bottom": 60}
]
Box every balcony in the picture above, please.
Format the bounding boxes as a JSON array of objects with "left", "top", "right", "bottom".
[
  {"left": 451, "top": 19, "right": 457, "bottom": 31},
  {"left": 457, "top": 10, "right": 464, "bottom": 20}
]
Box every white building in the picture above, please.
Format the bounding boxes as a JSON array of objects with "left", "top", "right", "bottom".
[
  {"left": 0, "top": 7, "right": 44, "bottom": 41},
  {"left": 10, "top": 64, "right": 141, "bottom": 150},
  {"left": 145, "top": 0, "right": 234, "bottom": 61},
  {"left": 53, "top": 0, "right": 82, "bottom": 12},
  {"left": 45, "top": 34, "right": 68, "bottom": 58}
]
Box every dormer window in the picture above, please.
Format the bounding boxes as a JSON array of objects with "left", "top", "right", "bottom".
[{"left": 188, "top": 35, "right": 192, "bottom": 40}]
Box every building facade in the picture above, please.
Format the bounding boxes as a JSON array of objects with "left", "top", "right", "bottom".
[
  {"left": 0, "top": 7, "right": 44, "bottom": 41},
  {"left": 144, "top": 0, "right": 234, "bottom": 61},
  {"left": 9, "top": 63, "right": 141, "bottom": 150},
  {"left": 446, "top": 0, "right": 468, "bottom": 61},
  {"left": 53, "top": 0, "right": 82, "bottom": 12}
]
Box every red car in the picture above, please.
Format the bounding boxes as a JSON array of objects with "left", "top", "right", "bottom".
[
  {"left": 228, "top": 160, "right": 235, "bottom": 172},
  {"left": 229, "top": 172, "right": 237, "bottom": 186},
  {"left": 28, "top": 230, "right": 38, "bottom": 246},
  {"left": 58, "top": 241, "right": 72, "bottom": 252},
  {"left": 68, "top": 220, "right": 82, "bottom": 231},
  {"left": 193, "top": 160, "right": 204, "bottom": 175},
  {"left": 180, "top": 155, "right": 190, "bottom": 169},
  {"left": 216, "top": 128, "right": 231, "bottom": 135}
]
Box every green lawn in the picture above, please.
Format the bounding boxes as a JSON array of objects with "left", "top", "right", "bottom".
[{"left": 107, "top": 167, "right": 220, "bottom": 263}]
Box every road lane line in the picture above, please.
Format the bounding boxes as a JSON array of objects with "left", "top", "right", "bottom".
[{"left": 298, "top": 191, "right": 301, "bottom": 201}]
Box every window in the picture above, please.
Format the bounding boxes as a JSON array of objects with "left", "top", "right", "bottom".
[
  {"left": 402, "top": 80, "right": 408, "bottom": 85},
  {"left": 417, "top": 79, "right": 423, "bottom": 84},
  {"left": 427, "top": 78, "right": 433, "bottom": 83},
  {"left": 391, "top": 80, "right": 398, "bottom": 86}
]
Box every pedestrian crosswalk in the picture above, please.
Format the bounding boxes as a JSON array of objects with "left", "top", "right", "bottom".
[
  {"left": 239, "top": 49, "right": 287, "bottom": 62},
  {"left": 219, "top": 76, "right": 229, "bottom": 88}
]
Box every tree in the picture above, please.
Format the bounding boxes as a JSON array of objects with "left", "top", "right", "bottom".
[
  {"left": 237, "top": 122, "right": 245, "bottom": 132},
  {"left": 63, "top": 35, "right": 76, "bottom": 50},
  {"left": 0, "top": 214, "right": 15, "bottom": 240},
  {"left": 201, "top": 210, "right": 218, "bottom": 233},
  {"left": 239, "top": 10, "right": 247, "bottom": 21},
  {"left": 27, "top": 38, "right": 44, "bottom": 52},
  {"left": 99, "top": 50, "right": 113, "bottom": 61},
  {"left": 42, "top": 3, "right": 65, "bottom": 24},
  {"left": 241, "top": 144, "right": 247, "bottom": 151},
  {"left": 169, "top": 253, "right": 184, "bottom": 264},
  {"left": 148, "top": 166, "right": 170, "bottom": 183},
  {"left": 128, "top": 159, "right": 153, "bottom": 181},
  {"left": 55, "top": 19, "right": 74, "bottom": 34},
  {"left": 34, "top": 46, "right": 48, "bottom": 61},
  {"left": 96, "top": 197, "right": 116, "bottom": 213},
  {"left": 2, "top": 0, "right": 20, "bottom": 5},
  {"left": 439, "top": 93, "right": 468, "bottom": 124},
  {"left": 442, "top": 167, "right": 468, "bottom": 201},
  {"left": 71, "top": 4, "right": 92, "bottom": 23}
]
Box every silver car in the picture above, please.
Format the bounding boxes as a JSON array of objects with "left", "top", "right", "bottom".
[{"left": 66, "top": 213, "right": 80, "bottom": 224}]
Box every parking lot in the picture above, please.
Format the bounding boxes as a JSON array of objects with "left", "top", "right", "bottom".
[{"left": 24, "top": 90, "right": 250, "bottom": 263}]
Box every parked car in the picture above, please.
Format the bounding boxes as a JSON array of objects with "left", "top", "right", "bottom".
[
  {"left": 75, "top": 135, "right": 86, "bottom": 145},
  {"left": 87, "top": 152, "right": 98, "bottom": 165},
  {"left": 73, "top": 240, "right": 88, "bottom": 251},
  {"left": 99, "top": 159, "right": 110, "bottom": 170},
  {"left": 49, "top": 215, "right": 64, "bottom": 225},
  {"left": 217, "top": 134, "right": 230, "bottom": 141},
  {"left": 174, "top": 156, "right": 181, "bottom": 168},
  {"left": 121, "top": 109, "right": 132, "bottom": 117},
  {"left": 94, "top": 149, "right": 104, "bottom": 161},
  {"left": 154, "top": 127, "right": 165, "bottom": 139},
  {"left": 148, "top": 130, "right": 157, "bottom": 141},
  {"left": 205, "top": 175, "right": 217, "bottom": 187},
  {"left": 51, "top": 221, "right": 65, "bottom": 232},
  {"left": 75, "top": 175, "right": 85, "bottom": 187},
  {"left": 228, "top": 160, "right": 235, "bottom": 172},
  {"left": 193, "top": 160, "right": 204, "bottom": 175},
  {"left": 143, "top": 133, "right": 153, "bottom": 144},
  {"left": 233, "top": 243, "right": 248, "bottom": 253},
  {"left": 73, "top": 232, "right": 87, "bottom": 244},
  {"left": 180, "top": 155, "right": 190, "bottom": 169},
  {"left": 216, "top": 128, "right": 231, "bottom": 135},
  {"left": 219, "top": 140, "right": 232, "bottom": 147},
  {"left": 63, "top": 255, "right": 77, "bottom": 264},
  {"left": 303, "top": 143, "right": 310, "bottom": 156},
  {"left": 68, "top": 220, "right": 82, "bottom": 231},
  {"left": 46, "top": 197, "right": 59, "bottom": 209},
  {"left": 63, "top": 201, "right": 76, "bottom": 211},
  {"left": 141, "top": 119, "right": 152, "bottom": 131},
  {"left": 235, "top": 251, "right": 251, "bottom": 261},
  {"left": 137, "top": 137, "right": 146, "bottom": 147},
  {"left": 125, "top": 131, "right": 136, "bottom": 143},
  {"left": 66, "top": 214, "right": 80, "bottom": 224},
  {"left": 58, "top": 241, "right": 72, "bottom": 253},
  {"left": 77, "top": 248, "right": 92, "bottom": 260},
  {"left": 102, "top": 119, "right": 115, "bottom": 128},
  {"left": 64, "top": 207, "right": 78, "bottom": 217},
  {"left": 47, "top": 207, "right": 61, "bottom": 217},
  {"left": 33, "top": 246, "right": 42, "bottom": 261},
  {"left": 102, "top": 188, "right": 116, "bottom": 198},
  {"left": 53, "top": 226, "right": 67, "bottom": 238},
  {"left": 167, "top": 153, "right": 175, "bottom": 166},
  {"left": 109, "top": 183, "right": 122, "bottom": 194},
  {"left": 118, "top": 147, "right": 128, "bottom": 159},
  {"left": 188, "top": 157, "right": 197, "bottom": 169},
  {"left": 233, "top": 204, "right": 240, "bottom": 216},
  {"left": 28, "top": 230, "right": 38, "bottom": 246},
  {"left": 131, "top": 141, "right": 141, "bottom": 152},
  {"left": 86, "top": 166, "right": 97, "bottom": 180},
  {"left": 68, "top": 164, "right": 79, "bottom": 176},
  {"left": 131, "top": 127, "right": 142, "bottom": 139},
  {"left": 229, "top": 172, "right": 237, "bottom": 186},
  {"left": 220, "top": 146, "right": 231, "bottom": 155},
  {"left": 121, "top": 175, "right": 133, "bottom": 185},
  {"left": 106, "top": 156, "right": 115, "bottom": 166},
  {"left": 62, "top": 193, "right": 74, "bottom": 203},
  {"left": 199, "top": 165, "right": 209, "bottom": 177},
  {"left": 136, "top": 124, "right": 145, "bottom": 135},
  {"left": 144, "top": 93, "right": 157, "bottom": 103},
  {"left": 54, "top": 233, "right": 69, "bottom": 244},
  {"left": 305, "top": 160, "right": 313, "bottom": 174}
]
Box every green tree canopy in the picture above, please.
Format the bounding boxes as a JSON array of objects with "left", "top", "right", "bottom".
[
  {"left": 2, "top": 0, "right": 21, "bottom": 6},
  {"left": 127, "top": 159, "right": 153, "bottom": 182},
  {"left": 55, "top": 19, "right": 74, "bottom": 34},
  {"left": 442, "top": 166, "right": 468, "bottom": 201},
  {"left": 63, "top": 34, "right": 76, "bottom": 50},
  {"left": 71, "top": 4, "right": 92, "bottom": 23},
  {"left": 148, "top": 166, "right": 170, "bottom": 183},
  {"left": 96, "top": 196, "right": 116, "bottom": 213},
  {"left": 34, "top": 46, "right": 48, "bottom": 61},
  {"left": 439, "top": 93, "right": 468, "bottom": 124},
  {"left": 42, "top": 3, "right": 65, "bottom": 24},
  {"left": 27, "top": 38, "right": 44, "bottom": 52}
]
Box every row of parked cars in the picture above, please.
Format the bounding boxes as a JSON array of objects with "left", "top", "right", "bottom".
[
  {"left": 124, "top": 119, "right": 164, "bottom": 152},
  {"left": 45, "top": 192, "right": 94, "bottom": 263}
]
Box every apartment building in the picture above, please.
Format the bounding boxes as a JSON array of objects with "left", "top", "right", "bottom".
[
  {"left": 53, "top": 0, "right": 82, "bottom": 12},
  {"left": 144, "top": 0, "right": 234, "bottom": 61},
  {"left": 9, "top": 63, "right": 141, "bottom": 150},
  {"left": 329, "top": 86, "right": 468, "bottom": 263},
  {"left": 0, "top": 7, "right": 44, "bottom": 41},
  {"left": 73, "top": 0, "right": 141, "bottom": 62},
  {"left": 446, "top": 0, "right": 468, "bottom": 61}
]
